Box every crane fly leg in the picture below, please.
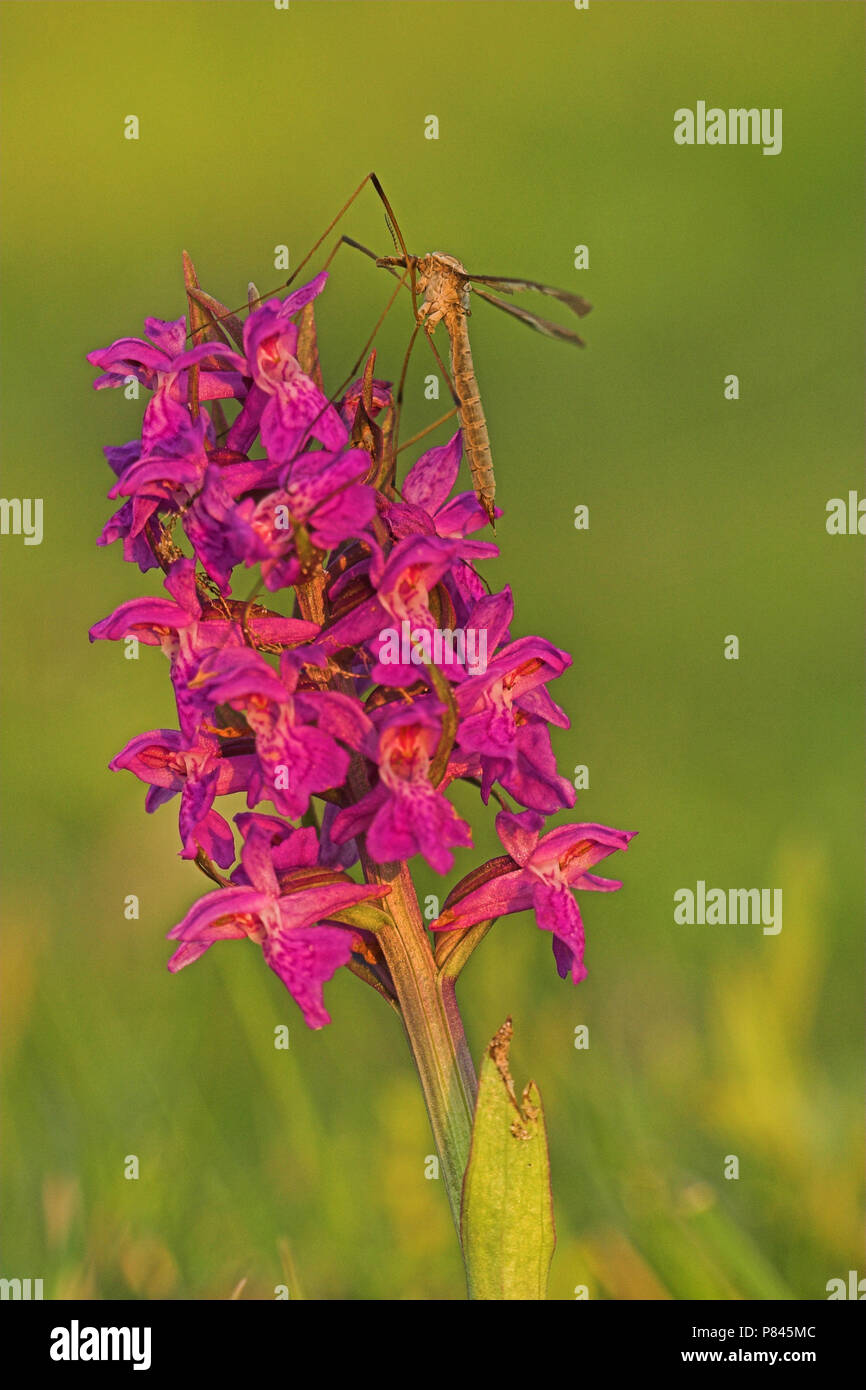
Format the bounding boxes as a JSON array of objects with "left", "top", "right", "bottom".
[
  {"left": 324, "top": 236, "right": 410, "bottom": 401},
  {"left": 384, "top": 321, "right": 421, "bottom": 488},
  {"left": 284, "top": 172, "right": 379, "bottom": 290},
  {"left": 396, "top": 407, "right": 460, "bottom": 457},
  {"left": 186, "top": 172, "right": 391, "bottom": 334}
]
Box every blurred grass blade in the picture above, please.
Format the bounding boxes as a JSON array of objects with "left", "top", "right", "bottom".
[{"left": 461, "top": 1018, "right": 555, "bottom": 1300}]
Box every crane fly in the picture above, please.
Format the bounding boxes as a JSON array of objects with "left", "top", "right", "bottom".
[
  {"left": 190, "top": 172, "right": 592, "bottom": 526},
  {"left": 373, "top": 246, "right": 592, "bottom": 525}
]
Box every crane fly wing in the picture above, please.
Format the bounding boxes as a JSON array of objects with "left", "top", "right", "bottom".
[
  {"left": 470, "top": 287, "right": 587, "bottom": 346},
  {"left": 464, "top": 275, "right": 592, "bottom": 319}
]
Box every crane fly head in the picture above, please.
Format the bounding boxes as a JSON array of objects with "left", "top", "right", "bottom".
[{"left": 375, "top": 253, "right": 416, "bottom": 272}]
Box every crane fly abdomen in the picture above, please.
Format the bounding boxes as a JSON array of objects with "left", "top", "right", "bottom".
[
  {"left": 448, "top": 316, "right": 495, "bottom": 526},
  {"left": 416, "top": 253, "right": 497, "bottom": 526}
]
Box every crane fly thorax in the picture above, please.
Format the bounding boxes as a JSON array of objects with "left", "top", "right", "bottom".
[{"left": 415, "top": 253, "right": 471, "bottom": 327}]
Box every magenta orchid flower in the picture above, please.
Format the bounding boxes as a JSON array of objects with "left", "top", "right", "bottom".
[
  {"left": 383, "top": 431, "right": 499, "bottom": 614},
  {"left": 432, "top": 808, "right": 636, "bottom": 983},
  {"left": 97, "top": 441, "right": 163, "bottom": 571},
  {"left": 385, "top": 430, "right": 496, "bottom": 541},
  {"left": 192, "top": 646, "right": 370, "bottom": 819},
  {"left": 454, "top": 591, "right": 576, "bottom": 813},
  {"left": 331, "top": 701, "right": 473, "bottom": 873},
  {"left": 321, "top": 532, "right": 497, "bottom": 680},
  {"left": 88, "top": 319, "right": 247, "bottom": 463},
  {"left": 109, "top": 728, "right": 255, "bottom": 867},
  {"left": 167, "top": 813, "right": 390, "bottom": 1028},
  {"left": 240, "top": 274, "right": 347, "bottom": 461},
  {"left": 87, "top": 315, "right": 246, "bottom": 403},
  {"left": 107, "top": 406, "right": 211, "bottom": 506},
  {"left": 89, "top": 557, "right": 319, "bottom": 738},
  {"left": 248, "top": 446, "right": 379, "bottom": 591},
  {"left": 339, "top": 374, "right": 393, "bottom": 427}
]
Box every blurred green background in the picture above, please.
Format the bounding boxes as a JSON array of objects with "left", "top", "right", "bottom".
[{"left": 1, "top": 0, "right": 862, "bottom": 1300}]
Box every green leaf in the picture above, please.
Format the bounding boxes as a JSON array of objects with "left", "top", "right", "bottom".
[
  {"left": 434, "top": 916, "right": 495, "bottom": 979},
  {"left": 326, "top": 902, "right": 394, "bottom": 934},
  {"left": 461, "top": 1018, "right": 555, "bottom": 1300}
]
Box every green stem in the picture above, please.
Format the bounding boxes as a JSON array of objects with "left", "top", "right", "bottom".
[
  {"left": 294, "top": 579, "right": 477, "bottom": 1261},
  {"left": 360, "top": 848, "right": 477, "bottom": 1236}
]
